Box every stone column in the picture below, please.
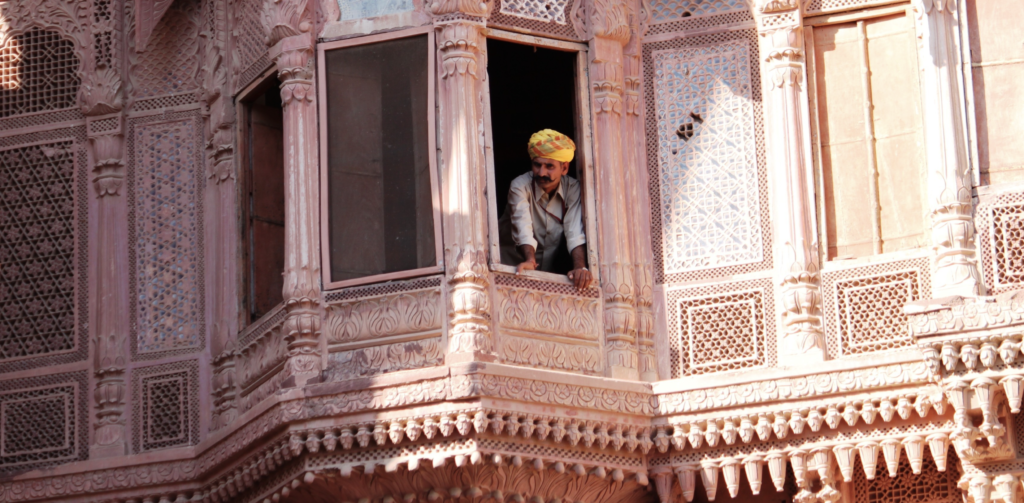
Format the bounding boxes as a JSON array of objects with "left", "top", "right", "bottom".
[
  {"left": 204, "top": 0, "right": 239, "bottom": 430},
  {"left": 82, "top": 0, "right": 128, "bottom": 458},
  {"left": 622, "top": 6, "right": 656, "bottom": 381},
  {"left": 912, "top": 0, "right": 981, "bottom": 298},
  {"left": 264, "top": 1, "right": 322, "bottom": 386},
  {"left": 430, "top": 0, "right": 495, "bottom": 363},
  {"left": 88, "top": 120, "right": 128, "bottom": 457},
  {"left": 756, "top": 4, "right": 826, "bottom": 364},
  {"left": 588, "top": 0, "right": 639, "bottom": 380}
]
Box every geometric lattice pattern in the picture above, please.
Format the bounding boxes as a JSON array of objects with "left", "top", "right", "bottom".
[
  {"left": 131, "top": 1, "right": 200, "bottom": 97},
  {"left": 854, "top": 451, "right": 960, "bottom": 503},
  {"left": 652, "top": 40, "right": 763, "bottom": 275},
  {"left": 835, "top": 269, "right": 920, "bottom": 356},
  {"left": 0, "top": 372, "right": 86, "bottom": 472},
  {"left": 232, "top": 0, "right": 272, "bottom": 91},
  {"left": 499, "top": 0, "right": 567, "bottom": 25},
  {"left": 0, "top": 29, "right": 80, "bottom": 118},
  {"left": 648, "top": 0, "right": 747, "bottom": 23},
  {"left": 132, "top": 361, "right": 199, "bottom": 452},
  {"left": 133, "top": 119, "right": 201, "bottom": 355},
  {"left": 667, "top": 279, "right": 772, "bottom": 378},
  {"left": 805, "top": 0, "right": 891, "bottom": 15},
  {"left": 488, "top": 0, "right": 580, "bottom": 41},
  {"left": 991, "top": 202, "right": 1024, "bottom": 287},
  {"left": 339, "top": 0, "right": 414, "bottom": 21},
  {"left": 0, "top": 141, "right": 77, "bottom": 361}
]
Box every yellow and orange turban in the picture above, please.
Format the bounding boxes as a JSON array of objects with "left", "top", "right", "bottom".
[{"left": 527, "top": 129, "right": 576, "bottom": 163}]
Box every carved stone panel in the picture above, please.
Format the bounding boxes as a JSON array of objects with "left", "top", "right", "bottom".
[
  {"left": 665, "top": 278, "right": 773, "bottom": 378},
  {"left": 324, "top": 277, "right": 445, "bottom": 381},
  {"left": 131, "top": 360, "right": 200, "bottom": 453},
  {"left": 494, "top": 275, "right": 602, "bottom": 374},
  {"left": 128, "top": 114, "right": 205, "bottom": 359},
  {"left": 643, "top": 30, "right": 771, "bottom": 285},
  {"left": 0, "top": 371, "right": 88, "bottom": 474},
  {"left": 821, "top": 258, "right": 931, "bottom": 358}
]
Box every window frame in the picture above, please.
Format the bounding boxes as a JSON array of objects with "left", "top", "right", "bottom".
[
  {"left": 236, "top": 72, "right": 287, "bottom": 327},
  {"left": 803, "top": 3, "right": 930, "bottom": 267},
  {"left": 316, "top": 26, "right": 444, "bottom": 290},
  {"left": 480, "top": 29, "right": 601, "bottom": 285}
]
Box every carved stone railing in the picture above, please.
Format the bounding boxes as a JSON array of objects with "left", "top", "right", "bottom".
[
  {"left": 322, "top": 277, "right": 445, "bottom": 381},
  {"left": 492, "top": 275, "right": 603, "bottom": 375},
  {"left": 235, "top": 305, "right": 289, "bottom": 414}
]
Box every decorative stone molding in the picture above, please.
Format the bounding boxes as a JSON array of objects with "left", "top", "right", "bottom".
[
  {"left": 657, "top": 361, "right": 933, "bottom": 414},
  {"left": 912, "top": 0, "right": 982, "bottom": 298},
  {"left": 908, "top": 292, "right": 1024, "bottom": 337}
]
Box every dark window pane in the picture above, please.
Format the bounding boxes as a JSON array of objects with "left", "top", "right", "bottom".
[
  {"left": 324, "top": 35, "right": 435, "bottom": 283},
  {"left": 247, "top": 83, "right": 285, "bottom": 320}
]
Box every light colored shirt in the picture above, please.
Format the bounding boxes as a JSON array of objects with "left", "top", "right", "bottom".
[{"left": 498, "top": 172, "right": 586, "bottom": 272}]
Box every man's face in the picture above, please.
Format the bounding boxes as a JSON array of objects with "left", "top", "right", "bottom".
[{"left": 531, "top": 157, "right": 569, "bottom": 194}]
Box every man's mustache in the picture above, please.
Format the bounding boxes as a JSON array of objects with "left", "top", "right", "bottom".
[{"left": 534, "top": 175, "right": 554, "bottom": 183}]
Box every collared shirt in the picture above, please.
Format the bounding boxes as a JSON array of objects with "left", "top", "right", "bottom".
[{"left": 498, "top": 172, "right": 586, "bottom": 272}]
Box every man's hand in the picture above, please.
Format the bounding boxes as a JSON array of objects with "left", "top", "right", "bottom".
[
  {"left": 517, "top": 245, "right": 538, "bottom": 274},
  {"left": 516, "top": 259, "right": 537, "bottom": 274},
  {"left": 567, "top": 267, "right": 593, "bottom": 290},
  {"left": 568, "top": 245, "right": 592, "bottom": 290}
]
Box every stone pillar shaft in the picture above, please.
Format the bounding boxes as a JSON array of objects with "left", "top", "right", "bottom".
[
  {"left": 757, "top": 8, "right": 826, "bottom": 364},
  {"left": 271, "top": 33, "right": 323, "bottom": 386},
  {"left": 435, "top": 21, "right": 495, "bottom": 363},
  {"left": 913, "top": 0, "right": 981, "bottom": 297}
]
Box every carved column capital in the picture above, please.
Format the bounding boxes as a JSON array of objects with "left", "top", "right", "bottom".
[
  {"left": 90, "top": 131, "right": 125, "bottom": 198},
  {"left": 262, "top": 0, "right": 313, "bottom": 48},
  {"left": 759, "top": 21, "right": 804, "bottom": 89},
  {"left": 588, "top": 0, "right": 631, "bottom": 43}
]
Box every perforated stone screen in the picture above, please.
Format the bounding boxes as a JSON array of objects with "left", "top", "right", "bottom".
[
  {"left": 131, "top": 0, "right": 201, "bottom": 98},
  {"left": 976, "top": 193, "right": 1024, "bottom": 293},
  {"left": 821, "top": 257, "right": 930, "bottom": 358},
  {"left": 128, "top": 112, "right": 205, "bottom": 359},
  {"left": 0, "top": 141, "right": 77, "bottom": 362},
  {"left": 232, "top": 0, "right": 272, "bottom": 92},
  {"left": 132, "top": 360, "right": 200, "bottom": 452},
  {"left": 643, "top": 29, "right": 772, "bottom": 285},
  {"left": 0, "top": 29, "right": 80, "bottom": 118},
  {"left": 665, "top": 278, "right": 774, "bottom": 377},
  {"left": 853, "top": 450, "right": 959, "bottom": 503},
  {"left": 0, "top": 372, "right": 87, "bottom": 472},
  {"left": 487, "top": 0, "right": 582, "bottom": 42}
]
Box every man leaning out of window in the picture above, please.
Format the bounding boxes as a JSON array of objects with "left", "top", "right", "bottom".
[{"left": 498, "top": 129, "right": 593, "bottom": 291}]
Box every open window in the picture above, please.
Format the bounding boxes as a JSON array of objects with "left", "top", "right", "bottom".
[
  {"left": 317, "top": 28, "right": 442, "bottom": 289},
  {"left": 805, "top": 7, "right": 929, "bottom": 262},
  {"left": 482, "top": 32, "right": 598, "bottom": 280},
  {"left": 240, "top": 76, "right": 285, "bottom": 324}
]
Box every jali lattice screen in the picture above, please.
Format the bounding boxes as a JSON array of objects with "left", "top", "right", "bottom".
[
  {"left": 0, "top": 29, "right": 80, "bottom": 118},
  {"left": 0, "top": 141, "right": 77, "bottom": 361},
  {"left": 130, "top": 115, "right": 205, "bottom": 358},
  {"left": 0, "top": 372, "right": 88, "bottom": 472},
  {"left": 650, "top": 38, "right": 765, "bottom": 277}
]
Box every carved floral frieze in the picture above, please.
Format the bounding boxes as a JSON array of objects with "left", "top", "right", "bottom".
[
  {"left": 324, "top": 289, "right": 443, "bottom": 344},
  {"left": 496, "top": 286, "right": 600, "bottom": 340},
  {"left": 499, "top": 337, "right": 601, "bottom": 374},
  {"left": 326, "top": 338, "right": 445, "bottom": 381}
]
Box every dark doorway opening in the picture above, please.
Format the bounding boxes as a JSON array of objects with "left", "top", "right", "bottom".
[{"left": 486, "top": 38, "right": 581, "bottom": 272}]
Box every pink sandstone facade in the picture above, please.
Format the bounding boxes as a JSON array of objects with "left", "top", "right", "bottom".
[{"left": 0, "top": 0, "right": 1021, "bottom": 501}]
